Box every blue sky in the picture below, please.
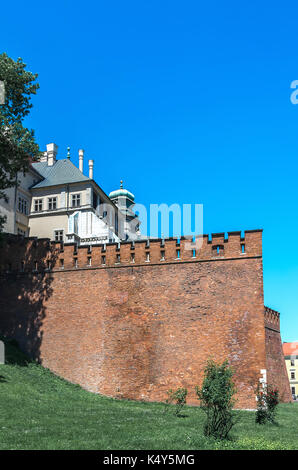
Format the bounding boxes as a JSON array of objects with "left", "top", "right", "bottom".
[{"left": 1, "top": 1, "right": 297, "bottom": 341}]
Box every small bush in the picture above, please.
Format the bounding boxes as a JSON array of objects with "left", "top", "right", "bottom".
[
  {"left": 256, "top": 385, "right": 279, "bottom": 424},
  {"left": 196, "top": 359, "right": 238, "bottom": 440},
  {"left": 165, "top": 388, "right": 188, "bottom": 416}
]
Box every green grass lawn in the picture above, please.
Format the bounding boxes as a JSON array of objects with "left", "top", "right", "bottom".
[{"left": 0, "top": 338, "right": 297, "bottom": 450}]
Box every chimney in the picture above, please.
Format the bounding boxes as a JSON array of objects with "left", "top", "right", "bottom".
[
  {"left": 39, "top": 151, "right": 48, "bottom": 163},
  {"left": 88, "top": 159, "right": 94, "bottom": 179},
  {"left": 79, "top": 149, "right": 84, "bottom": 173},
  {"left": 46, "top": 143, "right": 58, "bottom": 166}
]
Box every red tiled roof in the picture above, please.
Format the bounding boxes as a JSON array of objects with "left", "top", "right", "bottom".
[{"left": 283, "top": 342, "right": 298, "bottom": 356}]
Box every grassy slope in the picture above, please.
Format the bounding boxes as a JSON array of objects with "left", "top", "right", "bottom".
[{"left": 0, "top": 339, "right": 297, "bottom": 450}]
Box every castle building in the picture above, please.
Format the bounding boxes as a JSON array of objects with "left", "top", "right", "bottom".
[
  {"left": 283, "top": 341, "right": 298, "bottom": 399},
  {"left": 0, "top": 145, "right": 292, "bottom": 410},
  {"left": 0, "top": 143, "right": 140, "bottom": 244},
  {"left": 0, "top": 164, "right": 42, "bottom": 237}
]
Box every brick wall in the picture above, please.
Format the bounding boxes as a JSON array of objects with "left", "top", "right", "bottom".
[
  {"left": 264, "top": 307, "right": 292, "bottom": 401},
  {"left": 0, "top": 230, "right": 290, "bottom": 408}
]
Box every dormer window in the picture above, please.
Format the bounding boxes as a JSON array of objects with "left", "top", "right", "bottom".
[{"left": 72, "top": 194, "right": 81, "bottom": 207}]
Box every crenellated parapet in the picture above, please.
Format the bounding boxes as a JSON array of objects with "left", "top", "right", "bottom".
[
  {"left": 0, "top": 229, "right": 262, "bottom": 274},
  {"left": 0, "top": 227, "right": 291, "bottom": 408},
  {"left": 264, "top": 306, "right": 280, "bottom": 332}
]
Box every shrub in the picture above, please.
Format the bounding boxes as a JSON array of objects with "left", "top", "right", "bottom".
[
  {"left": 256, "top": 385, "right": 279, "bottom": 424},
  {"left": 196, "top": 359, "right": 238, "bottom": 440},
  {"left": 164, "top": 388, "right": 188, "bottom": 416}
]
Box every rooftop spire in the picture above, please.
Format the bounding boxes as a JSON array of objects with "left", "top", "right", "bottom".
[
  {"left": 120, "top": 179, "right": 123, "bottom": 189},
  {"left": 67, "top": 147, "right": 70, "bottom": 159}
]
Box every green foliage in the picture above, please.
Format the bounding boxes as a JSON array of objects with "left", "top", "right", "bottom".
[
  {"left": 196, "top": 359, "right": 238, "bottom": 440},
  {"left": 256, "top": 384, "right": 279, "bottom": 424},
  {"left": 165, "top": 387, "right": 188, "bottom": 416},
  {"left": 0, "top": 53, "right": 41, "bottom": 230}
]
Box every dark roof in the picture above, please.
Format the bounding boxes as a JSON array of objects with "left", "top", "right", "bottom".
[{"left": 31, "top": 159, "right": 90, "bottom": 188}]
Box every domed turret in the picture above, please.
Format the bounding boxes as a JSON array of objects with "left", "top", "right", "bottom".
[
  {"left": 109, "top": 180, "right": 135, "bottom": 202},
  {"left": 109, "top": 180, "right": 141, "bottom": 240}
]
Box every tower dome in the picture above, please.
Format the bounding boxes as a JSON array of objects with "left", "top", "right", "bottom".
[{"left": 109, "top": 180, "right": 135, "bottom": 202}]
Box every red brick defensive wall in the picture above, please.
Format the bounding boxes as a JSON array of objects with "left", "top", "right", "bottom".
[{"left": 0, "top": 230, "right": 291, "bottom": 408}]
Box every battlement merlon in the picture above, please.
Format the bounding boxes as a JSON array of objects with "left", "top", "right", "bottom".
[
  {"left": 0, "top": 229, "right": 263, "bottom": 273},
  {"left": 264, "top": 306, "right": 280, "bottom": 332}
]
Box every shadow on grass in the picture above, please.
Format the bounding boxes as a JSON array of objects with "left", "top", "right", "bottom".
[
  {"left": 0, "top": 337, "right": 31, "bottom": 367},
  {"left": 0, "top": 374, "right": 7, "bottom": 383},
  {"left": 258, "top": 420, "right": 281, "bottom": 428}
]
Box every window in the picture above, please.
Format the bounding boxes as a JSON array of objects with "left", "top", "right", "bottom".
[
  {"left": 241, "top": 243, "right": 245, "bottom": 254},
  {"left": 17, "top": 228, "right": 26, "bottom": 236},
  {"left": 292, "top": 387, "right": 296, "bottom": 395},
  {"left": 291, "top": 359, "right": 295, "bottom": 366},
  {"left": 116, "top": 254, "right": 120, "bottom": 264},
  {"left": 72, "top": 194, "right": 81, "bottom": 207},
  {"left": 34, "top": 199, "right": 43, "bottom": 212},
  {"left": 146, "top": 252, "right": 150, "bottom": 262},
  {"left": 176, "top": 249, "right": 180, "bottom": 259},
  {"left": 101, "top": 255, "right": 106, "bottom": 265},
  {"left": 92, "top": 191, "right": 98, "bottom": 210},
  {"left": 59, "top": 259, "right": 64, "bottom": 269},
  {"left": 54, "top": 230, "right": 64, "bottom": 242},
  {"left": 130, "top": 253, "right": 135, "bottom": 263},
  {"left": 87, "top": 256, "right": 92, "bottom": 266},
  {"left": 48, "top": 197, "right": 57, "bottom": 210},
  {"left": 18, "top": 196, "right": 28, "bottom": 215},
  {"left": 161, "top": 250, "right": 165, "bottom": 261},
  {"left": 291, "top": 372, "right": 295, "bottom": 380},
  {"left": 73, "top": 213, "right": 79, "bottom": 234}
]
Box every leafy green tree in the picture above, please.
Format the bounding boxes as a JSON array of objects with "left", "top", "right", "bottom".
[
  {"left": 196, "top": 359, "right": 238, "bottom": 440},
  {"left": 0, "top": 53, "right": 40, "bottom": 230}
]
